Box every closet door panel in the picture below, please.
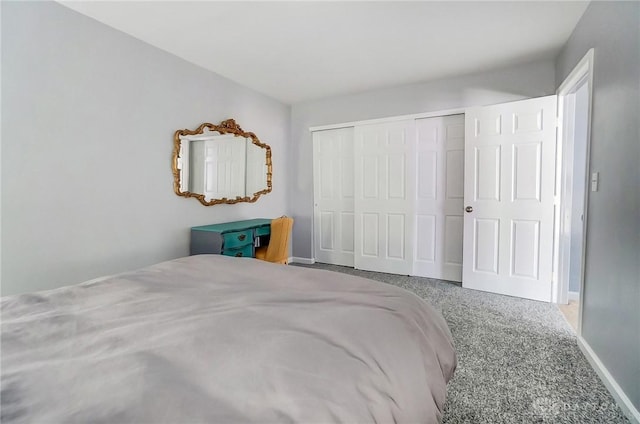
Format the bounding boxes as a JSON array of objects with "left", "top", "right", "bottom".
[
  {"left": 416, "top": 214, "right": 437, "bottom": 262},
  {"left": 444, "top": 215, "right": 464, "bottom": 267},
  {"left": 414, "top": 115, "right": 465, "bottom": 281},
  {"left": 313, "top": 128, "right": 355, "bottom": 267},
  {"left": 354, "top": 121, "right": 415, "bottom": 275},
  {"left": 340, "top": 212, "right": 355, "bottom": 253},
  {"left": 442, "top": 116, "right": 465, "bottom": 281}
]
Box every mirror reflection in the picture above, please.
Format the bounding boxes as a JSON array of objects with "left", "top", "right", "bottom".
[{"left": 172, "top": 119, "right": 272, "bottom": 206}]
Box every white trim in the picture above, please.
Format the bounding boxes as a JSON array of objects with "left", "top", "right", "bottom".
[
  {"left": 568, "top": 290, "right": 580, "bottom": 301},
  {"left": 577, "top": 336, "right": 640, "bottom": 424},
  {"left": 308, "top": 107, "right": 465, "bottom": 132},
  {"left": 554, "top": 48, "right": 595, "bottom": 339},
  {"left": 289, "top": 257, "right": 315, "bottom": 265},
  {"left": 557, "top": 48, "right": 594, "bottom": 95}
]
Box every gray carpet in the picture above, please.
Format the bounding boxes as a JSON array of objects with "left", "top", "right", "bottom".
[{"left": 292, "top": 263, "right": 629, "bottom": 423}]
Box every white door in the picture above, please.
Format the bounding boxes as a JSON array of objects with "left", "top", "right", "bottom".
[
  {"left": 354, "top": 120, "right": 415, "bottom": 275},
  {"left": 462, "top": 96, "right": 557, "bottom": 302},
  {"left": 313, "top": 128, "right": 355, "bottom": 267},
  {"left": 414, "top": 115, "right": 465, "bottom": 281},
  {"left": 203, "top": 137, "right": 246, "bottom": 200}
]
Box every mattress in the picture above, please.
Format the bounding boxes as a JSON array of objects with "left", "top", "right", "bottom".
[{"left": 1, "top": 255, "right": 456, "bottom": 423}]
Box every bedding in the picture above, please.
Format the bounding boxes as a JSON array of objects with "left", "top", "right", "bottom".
[{"left": 1, "top": 255, "right": 456, "bottom": 423}]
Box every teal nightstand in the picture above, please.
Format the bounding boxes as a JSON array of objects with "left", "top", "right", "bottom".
[{"left": 190, "top": 218, "right": 272, "bottom": 258}]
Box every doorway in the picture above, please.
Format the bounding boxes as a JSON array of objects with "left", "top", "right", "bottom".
[{"left": 555, "top": 49, "right": 594, "bottom": 334}]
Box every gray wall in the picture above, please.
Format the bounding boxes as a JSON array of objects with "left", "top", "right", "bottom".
[
  {"left": 289, "top": 60, "right": 556, "bottom": 259},
  {"left": 1, "top": 1, "right": 290, "bottom": 295},
  {"left": 556, "top": 1, "right": 640, "bottom": 411}
]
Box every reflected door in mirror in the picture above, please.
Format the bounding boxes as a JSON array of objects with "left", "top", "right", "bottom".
[{"left": 188, "top": 135, "right": 246, "bottom": 201}]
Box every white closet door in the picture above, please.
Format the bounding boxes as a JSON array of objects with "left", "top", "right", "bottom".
[
  {"left": 354, "top": 120, "right": 416, "bottom": 275},
  {"left": 414, "top": 115, "right": 465, "bottom": 281},
  {"left": 463, "top": 95, "right": 557, "bottom": 302},
  {"left": 313, "top": 128, "right": 355, "bottom": 266}
]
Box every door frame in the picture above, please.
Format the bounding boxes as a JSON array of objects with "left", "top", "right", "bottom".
[
  {"left": 554, "top": 49, "right": 594, "bottom": 335},
  {"left": 309, "top": 108, "right": 466, "bottom": 132}
]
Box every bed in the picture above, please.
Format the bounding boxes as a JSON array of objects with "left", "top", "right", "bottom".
[{"left": 1, "top": 255, "right": 456, "bottom": 423}]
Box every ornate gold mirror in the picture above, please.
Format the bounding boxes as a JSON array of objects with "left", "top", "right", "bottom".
[{"left": 172, "top": 119, "right": 272, "bottom": 206}]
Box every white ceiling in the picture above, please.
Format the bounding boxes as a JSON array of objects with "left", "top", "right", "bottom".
[{"left": 59, "top": 1, "right": 589, "bottom": 105}]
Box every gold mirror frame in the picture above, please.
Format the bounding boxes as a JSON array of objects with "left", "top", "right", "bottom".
[{"left": 172, "top": 119, "right": 272, "bottom": 206}]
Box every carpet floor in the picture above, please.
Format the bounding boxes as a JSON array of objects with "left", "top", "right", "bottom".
[{"left": 292, "top": 263, "right": 629, "bottom": 423}]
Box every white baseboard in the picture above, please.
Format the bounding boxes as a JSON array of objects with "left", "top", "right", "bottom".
[
  {"left": 288, "top": 257, "right": 315, "bottom": 265},
  {"left": 568, "top": 290, "right": 580, "bottom": 301},
  {"left": 577, "top": 336, "right": 640, "bottom": 423}
]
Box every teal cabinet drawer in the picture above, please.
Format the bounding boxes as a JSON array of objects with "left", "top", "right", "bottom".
[
  {"left": 190, "top": 219, "right": 272, "bottom": 256},
  {"left": 254, "top": 225, "right": 271, "bottom": 237},
  {"left": 222, "top": 243, "right": 254, "bottom": 258},
  {"left": 223, "top": 230, "right": 253, "bottom": 249}
]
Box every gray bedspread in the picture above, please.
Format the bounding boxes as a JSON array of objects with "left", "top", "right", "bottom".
[{"left": 1, "top": 255, "right": 456, "bottom": 423}]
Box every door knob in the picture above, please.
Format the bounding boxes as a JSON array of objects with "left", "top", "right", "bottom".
[{"left": 465, "top": 206, "right": 473, "bottom": 213}]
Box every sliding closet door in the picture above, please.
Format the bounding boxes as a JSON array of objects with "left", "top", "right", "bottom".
[
  {"left": 313, "top": 128, "right": 355, "bottom": 267},
  {"left": 414, "top": 115, "right": 465, "bottom": 281},
  {"left": 462, "top": 96, "right": 557, "bottom": 302},
  {"left": 354, "top": 120, "right": 416, "bottom": 275}
]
